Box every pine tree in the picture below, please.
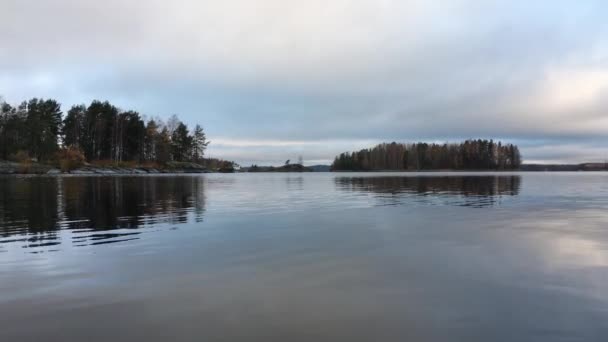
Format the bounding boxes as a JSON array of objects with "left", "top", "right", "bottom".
[
  {"left": 191, "top": 124, "right": 210, "bottom": 162},
  {"left": 63, "top": 104, "right": 86, "bottom": 148},
  {"left": 170, "top": 122, "right": 192, "bottom": 162},
  {"left": 24, "top": 98, "right": 62, "bottom": 161},
  {"left": 2, "top": 97, "right": 216, "bottom": 166},
  {"left": 144, "top": 119, "right": 160, "bottom": 161}
]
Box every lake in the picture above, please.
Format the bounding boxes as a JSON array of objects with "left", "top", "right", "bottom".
[{"left": 1, "top": 172, "right": 608, "bottom": 341}]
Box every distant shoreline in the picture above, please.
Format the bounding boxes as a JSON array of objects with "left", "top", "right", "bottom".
[
  {"left": 331, "top": 163, "right": 608, "bottom": 172},
  {"left": 520, "top": 163, "right": 608, "bottom": 172},
  {"left": 2, "top": 160, "right": 607, "bottom": 175}
]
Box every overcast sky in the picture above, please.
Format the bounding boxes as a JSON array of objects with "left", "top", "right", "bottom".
[{"left": 1, "top": 0, "right": 608, "bottom": 165}]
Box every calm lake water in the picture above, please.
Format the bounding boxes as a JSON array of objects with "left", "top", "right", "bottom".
[{"left": 1, "top": 172, "right": 608, "bottom": 341}]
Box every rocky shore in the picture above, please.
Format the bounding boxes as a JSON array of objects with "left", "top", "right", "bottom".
[{"left": 0, "top": 160, "right": 211, "bottom": 175}]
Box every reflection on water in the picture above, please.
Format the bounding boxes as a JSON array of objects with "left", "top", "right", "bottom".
[
  {"left": 0, "top": 176, "right": 205, "bottom": 250},
  {"left": 2, "top": 173, "right": 608, "bottom": 342},
  {"left": 0, "top": 175, "right": 524, "bottom": 252},
  {"left": 1, "top": 175, "right": 521, "bottom": 252},
  {"left": 335, "top": 175, "right": 521, "bottom": 207}
]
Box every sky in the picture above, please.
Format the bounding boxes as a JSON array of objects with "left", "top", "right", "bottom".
[{"left": 1, "top": 0, "right": 608, "bottom": 165}]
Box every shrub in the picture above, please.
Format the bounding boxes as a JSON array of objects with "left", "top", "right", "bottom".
[
  {"left": 57, "top": 147, "right": 86, "bottom": 172},
  {"left": 9, "top": 151, "right": 32, "bottom": 173},
  {"left": 9, "top": 150, "right": 30, "bottom": 163}
]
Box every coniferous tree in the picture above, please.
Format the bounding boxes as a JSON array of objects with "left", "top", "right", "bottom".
[
  {"left": 331, "top": 140, "right": 522, "bottom": 171},
  {"left": 0, "top": 100, "right": 23, "bottom": 159},
  {"left": 2, "top": 97, "right": 216, "bottom": 166},
  {"left": 171, "top": 122, "right": 193, "bottom": 162},
  {"left": 143, "top": 119, "right": 160, "bottom": 161},
  {"left": 113, "top": 111, "right": 145, "bottom": 161},
  {"left": 192, "top": 124, "right": 209, "bottom": 162},
  {"left": 82, "top": 100, "right": 118, "bottom": 160},
  {"left": 63, "top": 104, "right": 86, "bottom": 148},
  {"left": 24, "top": 98, "right": 62, "bottom": 161}
]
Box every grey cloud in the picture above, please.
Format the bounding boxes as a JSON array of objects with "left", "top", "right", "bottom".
[{"left": 1, "top": 0, "right": 608, "bottom": 164}]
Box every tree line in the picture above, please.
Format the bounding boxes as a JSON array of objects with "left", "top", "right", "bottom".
[
  {"left": 331, "top": 140, "right": 522, "bottom": 171},
  {"left": 0, "top": 97, "right": 211, "bottom": 165}
]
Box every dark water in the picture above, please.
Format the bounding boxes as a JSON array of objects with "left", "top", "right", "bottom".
[{"left": 1, "top": 173, "right": 607, "bottom": 341}]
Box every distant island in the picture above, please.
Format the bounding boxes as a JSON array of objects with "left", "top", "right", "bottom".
[
  {"left": 331, "top": 140, "right": 522, "bottom": 171},
  {"left": 520, "top": 163, "right": 608, "bottom": 172},
  {"left": 308, "top": 165, "right": 332, "bottom": 172},
  {"left": 242, "top": 164, "right": 312, "bottom": 172}
]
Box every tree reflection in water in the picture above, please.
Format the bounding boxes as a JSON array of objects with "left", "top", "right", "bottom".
[
  {"left": 0, "top": 176, "right": 206, "bottom": 250},
  {"left": 335, "top": 175, "right": 521, "bottom": 208}
]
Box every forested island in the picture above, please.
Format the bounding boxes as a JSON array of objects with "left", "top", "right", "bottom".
[
  {"left": 0, "top": 97, "right": 235, "bottom": 173},
  {"left": 331, "top": 140, "right": 522, "bottom": 171},
  {"left": 3, "top": 97, "right": 605, "bottom": 174}
]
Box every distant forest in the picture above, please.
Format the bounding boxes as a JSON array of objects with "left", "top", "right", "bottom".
[
  {"left": 332, "top": 140, "right": 522, "bottom": 171},
  {"left": 0, "top": 97, "right": 219, "bottom": 168}
]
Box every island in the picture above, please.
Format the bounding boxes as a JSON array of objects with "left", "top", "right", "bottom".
[
  {"left": 331, "top": 140, "right": 522, "bottom": 171},
  {"left": 2, "top": 97, "right": 606, "bottom": 174},
  {"left": 241, "top": 162, "right": 312, "bottom": 172}
]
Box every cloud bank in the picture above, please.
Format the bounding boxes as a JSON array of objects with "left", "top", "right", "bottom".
[{"left": 1, "top": 0, "right": 608, "bottom": 164}]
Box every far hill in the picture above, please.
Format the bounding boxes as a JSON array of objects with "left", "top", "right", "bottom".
[
  {"left": 309, "top": 165, "right": 331, "bottom": 172},
  {"left": 521, "top": 163, "right": 608, "bottom": 171},
  {"left": 244, "top": 164, "right": 313, "bottom": 172}
]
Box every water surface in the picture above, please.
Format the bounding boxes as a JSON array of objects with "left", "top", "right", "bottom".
[{"left": 1, "top": 173, "right": 607, "bottom": 341}]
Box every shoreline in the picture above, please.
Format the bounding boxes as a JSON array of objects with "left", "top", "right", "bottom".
[
  {"left": 0, "top": 160, "right": 219, "bottom": 175},
  {"left": 2, "top": 160, "right": 607, "bottom": 175}
]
